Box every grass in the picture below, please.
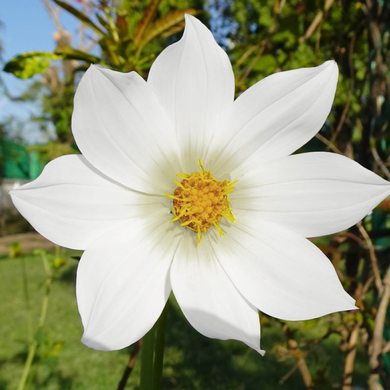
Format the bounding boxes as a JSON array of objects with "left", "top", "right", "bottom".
[{"left": 0, "top": 249, "right": 369, "bottom": 390}]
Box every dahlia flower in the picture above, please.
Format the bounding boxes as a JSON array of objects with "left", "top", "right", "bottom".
[{"left": 11, "top": 15, "right": 390, "bottom": 355}]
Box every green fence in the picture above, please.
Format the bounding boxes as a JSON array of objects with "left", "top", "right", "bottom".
[{"left": 0, "top": 140, "right": 44, "bottom": 180}]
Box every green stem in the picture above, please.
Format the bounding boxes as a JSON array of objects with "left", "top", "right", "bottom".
[
  {"left": 20, "top": 257, "right": 33, "bottom": 342},
  {"left": 140, "top": 323, "right": 156, "bottom": 390},
  {"left": 39, "top": 254, "right": 52, "bottom": 327},
  {"left": 152, "top": 305, "right": 168, "bottom": 390},
  {"left": 140, "top": 302, "right": 168, "bottom": 390},
  {"left": 17, "top": 341, "right": 37, "bottom": 390}
]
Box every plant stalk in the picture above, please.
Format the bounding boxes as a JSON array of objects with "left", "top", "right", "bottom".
[{"left": 139, "top": 302, "right": 168, "bottom": 390}]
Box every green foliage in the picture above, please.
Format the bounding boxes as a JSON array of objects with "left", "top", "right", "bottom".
[
  {"left": 226, "top": 0, "right": 369, "bottom": 98},
  {"left": 53, "top": 46, "right": 102, "bottom": 64},
  {"left": 3, "top": 52, "right": 62, "bottom": 79}
]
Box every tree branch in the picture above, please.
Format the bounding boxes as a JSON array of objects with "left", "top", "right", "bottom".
[{"left": 357, "top": 222, "right": 383, "bottom": 295}]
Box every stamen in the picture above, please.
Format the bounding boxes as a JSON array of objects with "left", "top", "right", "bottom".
[
  {"left": 170, "top": 208, "right": 186, "bottom": 223},
  {"left": 165, "top": 159, "right": 237, "bottom": 246},
  {"left": 165, "top": 193, "right": 183, "bottom": 201},
  {"left": 198, "top": 159, "right": 205, "bottom": 172},
  {"left": 173, "top": 179, "right": 186, "bottom": 190},
  {"left": 176, "top": 173, "right": 190, "bottom": 180},
  {"left": 213, "top": 222, "right": 225, "bottom": 237},
  {"left": 197, "top": 225, "right": 202, "bottom": 246}
]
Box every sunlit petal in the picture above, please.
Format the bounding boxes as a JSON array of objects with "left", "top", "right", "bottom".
[
  {"left": 170, "top": 231, "right": 264, "bottom": 354},
  {"left": 10, "top": 155, "right": 164, "bottom": 250},
  {"left": 231, "top": 152, "right": 390, "bottom": 237},
  {"left": 210, "top": 61, "right": 338, "bottom": 177},
  {"left": 214, "top": 220, "right": 356, "bottom": 320},
  {"left": 72, "top": 66, "right": 180, "bottom": 194},
  {"left": 148, "top": 15, "right": 235, "bottom": 172},
  {"left": 77, "top": 212, "right": 182, "bottom": 351}
]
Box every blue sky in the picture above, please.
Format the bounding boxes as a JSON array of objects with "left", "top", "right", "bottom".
[{"left": 1, "top": 0, "right": 78, "bottom": 142}]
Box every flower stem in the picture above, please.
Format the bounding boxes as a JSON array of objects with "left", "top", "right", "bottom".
[
  {"left": 17, "top": 341, "right": 37, "bottom": 390},
  {"left": 140, "top": 325, "right": 155, "bottom": 390},
  {"left": 140, "top": 302, "right": 168, "bottom": 390},
  {"left": 152, "top": 304, "right": 168, "bottom": 390},
  {"left": 20, "top": 257, "right": 33, "bottom": 343}
]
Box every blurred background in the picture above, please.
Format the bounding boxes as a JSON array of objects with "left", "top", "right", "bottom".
[{"left": 1, "top": 0, "right": 390, "bottom": 389}]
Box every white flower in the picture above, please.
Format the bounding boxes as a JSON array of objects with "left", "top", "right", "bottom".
[{"left": 11, "top": 15, "right": 390, "bottom": 355}]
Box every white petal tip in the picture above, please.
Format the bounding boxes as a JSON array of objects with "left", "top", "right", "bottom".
[
  {"left": 247, "top": 341, "right": 265, "bottom": 356},
  {"left": 310, "top": 60, "right": 338, "bottom": 83},
  {"left": 321, "top": 59, "right": 338, "bottom": 76},
  {"left": 87, "top": 64, "right": 102, "bottom": 76},
  {"left": 184, "top": 13, "right": 197, "bottom": 23},
  {"left": 81, "top": 334, "right": 113, "bottom": 351},
  {"left": 324, "top": 59, "right": 336, "bottom": 66},
  {"left": 183, "top": 14, "right": 210, "bottom": 37},
  {"left": 342, "top": 303, "right": 359, "bottom": 312},
  {"left": 9, "top": 186, "right": 24, "bottom": 197},
  {"left": 85, "top": 64, "right": 112, "bottom": 80},
  {"left": 323, "top": 300, "right": 359, "bottom": 317}
]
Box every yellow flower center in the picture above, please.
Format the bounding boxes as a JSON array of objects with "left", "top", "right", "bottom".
[{"left": 165, "top": 160, "right": 237, "bottom": 246}]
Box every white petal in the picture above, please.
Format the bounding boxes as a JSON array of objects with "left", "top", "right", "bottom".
[
  {"left": 148, "top": 15, "right": 235, "bottom": 172},
  {"left": 10, "top": 155, "right": 164, "bottom": 250},
  {"left": 72, "top": 65, "right": 181, "bottom": 194},
  {"left": 170, "top": 231, "right": 264, "bottom": 354},
  {"left": 77, "top": 212, "right": 182, "bottom": 351},
  {"left": 209, "top": 61, "right": 338, "bottom": 177},
  {"left": 230, "top": 152, "right": 390, "bottom": 237},
  {"left": 214, "top": 220, "right": 356, "bottom": 321}
]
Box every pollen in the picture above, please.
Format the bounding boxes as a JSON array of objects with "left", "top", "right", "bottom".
[{"left": 165, "top": 159, "right": 237, "bottom": 246}]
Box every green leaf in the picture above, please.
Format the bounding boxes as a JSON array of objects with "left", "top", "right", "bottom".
[
  {"left": 96, "top": 13, "right": 110, "bottom": 32},
  {"left": 54, "top": 46, "right": 102, "bottom": 64},
  {"left": 134, "top": 0, "right": 161, "bottom": 43},
  {"left": 53, "top": 0, "right": 106, "bottom": 36},
  {"left": 3, "top": 52, "right": 62, "bottom": 79},
  {"left": 251, "top": 54, "right": 278, "bottom": 73}
]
